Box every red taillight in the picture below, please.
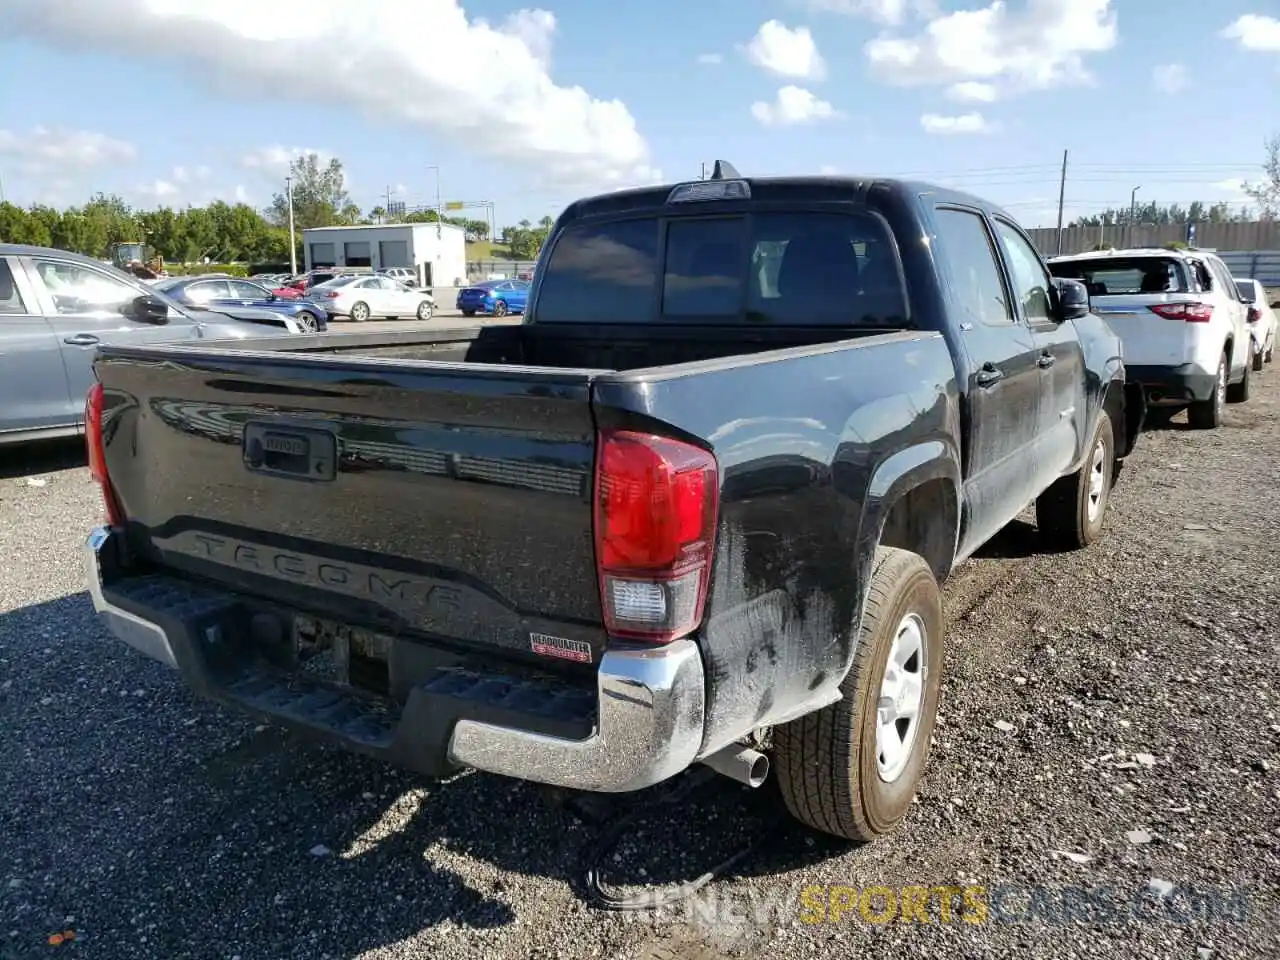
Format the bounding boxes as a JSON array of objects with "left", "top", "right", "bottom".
[
  {"left": 324, "top": 291, "right": 340, "bottom": 298},
  {"left": 593, "top": 430, "right": 719, "bottom": 643},
  {"left": 1149, "top": 302, "right": 1213, "bottom": 322},
  {"left": 1247, "top": 306, "right": 1261, "bottom": 323},
  {"left": 85, "top": 383, "right": 125, "bottom": 527}
]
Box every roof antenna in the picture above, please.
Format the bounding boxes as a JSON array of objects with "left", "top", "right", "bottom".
[{"left": 710, "top": 160, "right": 741, "bottom": 181}]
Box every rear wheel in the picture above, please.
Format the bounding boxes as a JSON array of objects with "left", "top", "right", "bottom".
[
  {"left": 416, "top": 300, "right": 434, "bottom": 321},
  {"left": 493, "top": 300, "right": 508, "bottom": 318},
  {"left": 294, "top": 310, "right": 319, "bottom": 333},
  {"left": 1187, "top": 354, "right": 1227, "bottom": 429},
  {"left": 350, "top": 301, "right": 370, "bottom": 322},
  {"left": 1252, "top": 341, "right": 1264, "bottom": 372},
  {"left": 772, "top": 546, "right": 943, "bottom": 841},
  {"left": 462, "top": 309, "right": 476, "bottom": 317},
  {"left": 1227, "top": 351, "right": 1251, "bottom": 403},
  {"left": 1036, "top": 410, "right": 1114, "bottom": 550}
]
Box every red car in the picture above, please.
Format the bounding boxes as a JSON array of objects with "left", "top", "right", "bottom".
[{"left": 273, "top": 270, "right": 345, "bottom": 299}]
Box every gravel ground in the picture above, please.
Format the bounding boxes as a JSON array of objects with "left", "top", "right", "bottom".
[{"left": 1, "top": 373, "right": 1278, "bottom": 960}]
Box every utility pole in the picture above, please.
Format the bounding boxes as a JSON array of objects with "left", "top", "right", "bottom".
[
  {"left": 1129, "top": 185, "right": 1141, "bottom": 248},
  {"left": 1054, "top": 149, "right": 1068, "bottom": 255},
  {"left": 699, "top": 162, "right": 707, "bottom": 181},
  {"left": 426, "top": 165, "right": 442, "bottom": 239},
  {"left": 385, "top": 184, "right": 393, "bottom": 222},
  {"left": 285, "top": 175, "right": 297, "bottom": 275}
]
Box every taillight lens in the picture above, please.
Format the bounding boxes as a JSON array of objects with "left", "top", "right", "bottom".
[
  {"left": 324, "top": 291, "right": 340, "bottom": 298},
  {"left": 594, "top": 430, "right": 719, "bottom": 643},
  {"left": 85, "top": 383, "right": 125, "bottom": 527},
  {"left": 1149, "top": 302, "right": 1213, "bottom": 322},
  {"left": 1247, "top": 306, "right": 1261, "bottom": 323}
]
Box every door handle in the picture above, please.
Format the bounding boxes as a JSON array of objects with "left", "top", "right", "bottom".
[
  {"left": 975, "top": 364, "right": 1004, "bottom": 387},
  {"left": 63, "top": 334, "right": 100, "bottom": 346},
  {"left": 1037, "top": 353, "right": 1056, "bottom": 368}
]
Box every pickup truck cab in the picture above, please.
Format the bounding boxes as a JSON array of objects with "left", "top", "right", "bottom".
[
  {"left": 84, "top": 170, "right": 1142, "bottom": 841},
  {"left": 1048, "top": 247, "right": 1253, "bottom": 428}
]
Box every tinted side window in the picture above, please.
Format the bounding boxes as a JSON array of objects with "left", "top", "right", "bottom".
[
  {"left": 0, "top": 260, "right": 28, "bottom": 315},
  {"left": 535, "top": 219, "right": 659, "bottom": 324},
  {"left": 932, "top": 209, "right": 1013, "bottom": 326},
  {"left": 992, "top": 219, "right": 1053, "bottom": 324}
]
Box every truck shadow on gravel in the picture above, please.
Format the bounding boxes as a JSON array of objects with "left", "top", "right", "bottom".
[
  {"left": 0, "top": 437, "right": 86, "bottom": 479},
  {"left": 0, "top": 593, "right": 840, "bottom": 959}
]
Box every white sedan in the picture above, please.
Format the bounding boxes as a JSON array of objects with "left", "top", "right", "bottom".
[
  {"left": 1235, "top": 277, "right": 1276, "bottom": 370},
  {"left": 310, "top": 274, "right": 435, "bottom": 322}
]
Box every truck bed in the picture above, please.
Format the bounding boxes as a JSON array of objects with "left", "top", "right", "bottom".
[{"left": 172, "top": 322, "right": 895, "bottom": 373}]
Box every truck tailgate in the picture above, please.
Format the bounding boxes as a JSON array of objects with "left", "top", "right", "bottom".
[{"left": 96, "top": 347, "right": 610, "bottom": 670}]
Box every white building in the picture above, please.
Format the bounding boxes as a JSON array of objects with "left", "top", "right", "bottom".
[{"left": 301, "top": 222, "right": 468, "bottom": 288}]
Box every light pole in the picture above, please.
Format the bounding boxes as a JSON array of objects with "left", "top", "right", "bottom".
[
  {"left": 285, "top": 175, "right": 298, "bottom": 275},
  {"left": 425, "top": 165, "right": 443, "bottom": 239},
  {"left": 1129, "top": 185, "right": 1141, "bottom": 222}
]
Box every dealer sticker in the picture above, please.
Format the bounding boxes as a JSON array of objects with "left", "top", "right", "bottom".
[{"left": 529, "top": 632, "right": 592, "bottom": 664}]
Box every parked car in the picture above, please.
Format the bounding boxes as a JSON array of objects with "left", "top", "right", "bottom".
[
  {"left": 308, "top": 273, "right": 435, "bottom": 321},
  {"left": 378, "top": 267, "right": 419, "bottom": 287},
  {"left": 1234, "top": 277, "right": 1276, "bottom": 371},
  {"left": 0, "top": 244, "right": 302, "bottom": 445},
  {"left": 84, "top": 169, "right": 1143, "bottom": 842},
  {"left": 1048, "top": 247, "right": 1253, "bottom": 428},
  {"left": 456, "top": 278, "right": 530, "bottom": 317},
  {"left": 152, "top": 275, "right": 328, "bottom": 332},
  {"left": 273, "top": 270, "right": 346, "bottom": 299}
]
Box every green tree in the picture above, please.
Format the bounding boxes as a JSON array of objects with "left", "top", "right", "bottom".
[
  {"left": 1243, "top": 135, "right": 1279, "bottom": 219},
  {"left": 269, "top": 153, "right": 361, "bottom": 229}
]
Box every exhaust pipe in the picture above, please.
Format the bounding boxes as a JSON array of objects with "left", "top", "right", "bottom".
[{"left": 701, "top": 744, "right": 770, "bottom": 788}]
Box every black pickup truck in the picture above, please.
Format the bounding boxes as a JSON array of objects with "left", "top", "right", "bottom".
[{"left": 84, "top": 169, "right": 1143, "bottom": 841}]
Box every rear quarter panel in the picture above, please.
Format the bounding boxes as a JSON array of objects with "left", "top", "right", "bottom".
[{"left": 593, "top": 332, "right": 960, "bottom": 757}]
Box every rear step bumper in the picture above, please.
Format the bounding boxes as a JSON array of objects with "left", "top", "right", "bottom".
[
  {"left": 1124, "top": 363, "right": 1218, "bottom": 404},
  {"left": 85, "top": 526, "right": 706, "bottom": 793}
]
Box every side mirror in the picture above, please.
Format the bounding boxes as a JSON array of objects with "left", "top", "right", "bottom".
[
  {"left": 1053, "top": 278, "right": 1090, "bottom": 321},
  {"left": 124, "top": 294, "right": 169, "bottom": 324}
]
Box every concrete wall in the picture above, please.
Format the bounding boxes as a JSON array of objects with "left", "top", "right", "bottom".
[{"left": 1027, "top": 221, "right": 1280, "bottom": 257}]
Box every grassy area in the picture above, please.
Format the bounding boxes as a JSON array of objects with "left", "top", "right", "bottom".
[{"left": 466, "top": 240, "right": 513, "bottom": 260}]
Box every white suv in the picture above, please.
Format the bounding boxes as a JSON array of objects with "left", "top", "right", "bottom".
[
  {"left": 1234, "top": 277, "right": 1277, "bottom": 372},
  {"left": 1048, "top": 248, "right": 1253, "bottom": 429}
]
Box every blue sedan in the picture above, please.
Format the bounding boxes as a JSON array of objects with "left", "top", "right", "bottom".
[
  {"left": 455, "top": 279, "right": 530, "bottom": 318},
  {"left": 152, "top": 276, "right": 329, "bottom": 331}
]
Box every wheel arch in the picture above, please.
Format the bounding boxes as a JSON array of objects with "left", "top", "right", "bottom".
[{"left": 862, "top": 442, "right": 962, "bottom": 586}]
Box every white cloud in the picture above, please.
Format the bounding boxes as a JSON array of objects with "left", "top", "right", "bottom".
[
  {"left": 946, "top": 80, "right": 998, "bottom": 102},
  {"left": 130, "top": 165, "right": 255, "bottom": 207},
  {"left": 1222, "top": 14, "right": 1280, "bottom": 52},
  {"left": 0, "top": 126, "right": 136, "bottom": 174},
  {"left": 743, "top": 20, "right": 826, "bottom": 80},
  {"left": 752, "top": 86, "right": 842, "bottom": 126},
  {"left": 240, "top": 145, "right": 330, "bottom": 175},
  {"left": 1151, "top": 63, "right": 1189, "bottom": 92},
  {"left": 1210, "top": 178, "right": 1249, "bottom": 196},
  {"left": 799, "top": 0, "right": 930, "bottom": 25},
  {"left": 3, "top": 0, "right": 659, "bottom": 191},
  {"left": 920, "top": 112, "right": 995, "bottom": 135},
  {"left": 866, "top": 0, "right": 1117, "bottom": 98},
  {"left": 135, "top": 178, "right": 182, "bottom": 201},
  {"left": 697, "top": 52, "right": 723, "bottom": 65}
]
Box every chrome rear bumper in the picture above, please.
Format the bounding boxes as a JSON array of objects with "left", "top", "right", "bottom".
[{"left": 84, "top": 526, "right": 706, "bottom": 793}]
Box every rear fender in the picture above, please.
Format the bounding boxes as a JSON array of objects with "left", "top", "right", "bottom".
[
  {"left": 858, "top": 441, "right": 962, "bottom": 593},
  {"left": 812, "top": 441, "right": 960, "bottom": 714}
]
